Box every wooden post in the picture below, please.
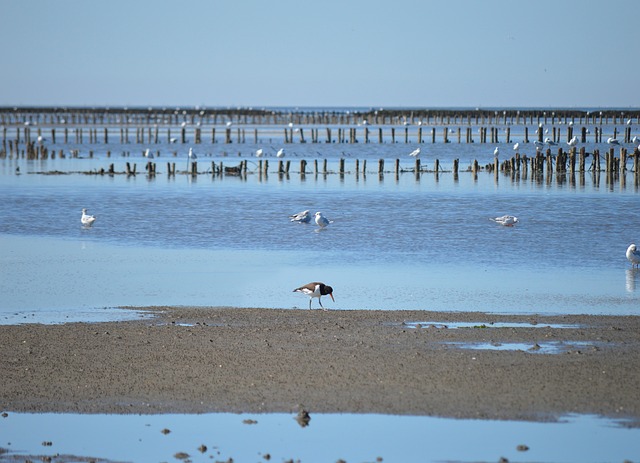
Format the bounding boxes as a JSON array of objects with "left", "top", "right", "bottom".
[
  {"left": 378, "top": 159, "right": 384, "bottom": 174},
  {"left": 339, "top": 158, "right": 345, "bottom": 175}
]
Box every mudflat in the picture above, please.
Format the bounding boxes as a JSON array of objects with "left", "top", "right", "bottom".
[{"left": 1, "top": 307, "right": 638, "bottom": 424}]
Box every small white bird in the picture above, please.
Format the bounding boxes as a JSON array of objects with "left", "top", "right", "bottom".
[
  {"left": 289, "top": 210, "right": 311, "bottom": 223},
  {"left": 513, "top": 142, "right": 519, "bottom": 152},
  {"left": 607, "top": 137, "right": 620, "bottom": 145},
  {"left": 144, "top": 148, "right": 154, "bottom": 159},
  {"left": 632, "top": 136, "right": 639, "bottom": 144},
  {"left": 315, "top": 211, "right": 333, "bottom": 228},
  {"left": 493, "top": 146, "right": 499, "bottom": 157},
  {"left": 544, "top": 137, "right": 557, "bottom": 146},
  {"left": 626, "top": 244, "right": 640, "bottom": 268},
  {"left": 188, "top": 147, "right": 197, "bottom": 160},
  {"left": 256, "top": 149, "right": 264, "bottom": 157},
  {"left": 81, "top": 208, "right": 96, "bottom": 226},
  {"left": 408, "top": 147, "right": 421, "bottom": 157},
  {"left": 293, "top": 282, "right": 335, "bottom": 310},
  {"left": 276, "top": 148, "right": 285, "bottom": 158},
  {"left": 491, "top": 215, "right": 519, "bottom": 226},
  {"left": 568, "top": 136, "right": 578, "bottom": 147}
]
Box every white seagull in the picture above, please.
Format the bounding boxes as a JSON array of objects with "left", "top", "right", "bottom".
[
  {"left": 256, "top": 148, "right": 264, "bottom": 157},
  {"left": 568, "top": 136, "right": 578, "bottom": 147},
  {"left": 276, "top": 148, "right": 285, "bottom": 158},
  {"left": 544, "top": 137, "right": 557, "bottom": 146},
  {"left": 409, "top": 147, "right": 421, "bottom": 157},
  {"left": 144, "top": 148, "right": 154, "bottom": 159},
  {"left": 293, "top": 282, "right": 335, "bottom": 310},
  {"left": 289, "top": 209, "right": 311, "bottom": 223},
  {"left": 607, "top": 137, "right": 620, "bottom": 145},
  {"left": 493, "top": 146, "right": 499, "bottom": 157},
  {"left": 81, "top": 208, "right": 96, "bottom": 226},
  {"left": 626, "top": 244, "right": 640, "bottom": 268},
  {"left": 513, "top": 142, "right": 519, "bottom": 152},
  {"left": 315, "top": 211, "right": 333, "bottom": 228},
  {"left": 491, "top": 215, "right": 519, "bottom": 226}
]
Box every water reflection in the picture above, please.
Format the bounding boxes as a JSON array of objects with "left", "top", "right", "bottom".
[
  {"left": 626, "top": 268, "right": 639, "bottom": 292},
  {"left": 0, "top": 412, "right": 637, "bottom": 463}
]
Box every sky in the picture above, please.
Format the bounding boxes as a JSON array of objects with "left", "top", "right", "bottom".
[{"left": 1, "top": 0, "right": 639, "bottom": 109}]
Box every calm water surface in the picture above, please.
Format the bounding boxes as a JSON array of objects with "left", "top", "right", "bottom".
[
  {"left": 1, "top": 133, "right": 640, "bottom": 462},
  {"left": 1, "top": 147, "right": 639, "bottom": 318},
  {"left": 1, "top": 412, "right": 638, "bottom": 463}
]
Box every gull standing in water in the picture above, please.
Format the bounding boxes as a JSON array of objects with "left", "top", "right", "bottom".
[
  {"left": 293, "top": 282, "right": 335, "bottom": 310},
  {"left": 81, "top": 208, "right": 96, "bottom": 226},
  {"left": 409, "top": 147, "right": 421, "bottom": 157},
  {"left": 315, "top": 211, "right": 333, "bottom": 228},
  {"left": 276, "top": 148, "right": 285, "bottom": 158},
  {"left": 289, "top": 209, "right": 311, "bottom": 223},
  {"left": 491, "top": 215, "right": 519, "bottom": 226},
  {"left": 626, "top": 244, "right": 640, "bottom": 268}
]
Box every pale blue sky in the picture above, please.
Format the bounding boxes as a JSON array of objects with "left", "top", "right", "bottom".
[{"left": 1, "top": 0, "right": 638, "bottom": 108}]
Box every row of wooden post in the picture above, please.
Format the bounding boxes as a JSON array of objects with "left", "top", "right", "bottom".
[
  {"left": 125, "top": 148, "right": 637, "bottom": 180},
  {"left": 3, "top": 107, "right": 640, "bottom": 128},
  {"left": 2, "top": 124, "right": 637, "bottom": 148}
]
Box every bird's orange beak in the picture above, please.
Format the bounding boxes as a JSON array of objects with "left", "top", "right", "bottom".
[{"left": 329, "top": 293, "right": 335, "bottom": 302}]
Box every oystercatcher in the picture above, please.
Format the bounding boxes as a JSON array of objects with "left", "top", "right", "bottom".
[{"left": 293, "top": 282, "right": 335, "bottom": 310}]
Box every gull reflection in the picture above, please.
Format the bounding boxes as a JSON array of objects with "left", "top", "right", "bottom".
[{"left": 625, "top": 268, "right": 639, "bottom": 292}]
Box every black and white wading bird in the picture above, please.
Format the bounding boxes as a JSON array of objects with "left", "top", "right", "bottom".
[{"left": 293, "top": 282, "right": 335, "bottom": 310}]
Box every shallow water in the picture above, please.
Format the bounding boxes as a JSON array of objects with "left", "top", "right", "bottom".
[
  {"left": 0, "top": 412, "right": 638, "bottom": 463},
  {"left": 2, "top": 117, "right": 640, "bottom": 462},
  {"left": 1, "top": 151, "right": 640, "bottom": 319}
]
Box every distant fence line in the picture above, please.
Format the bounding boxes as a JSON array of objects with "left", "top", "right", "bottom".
[
  {"left": 1, "top": 122, "right": 638, "bottom": 154},
  {"left": 1, "top": 107, "right": 640, "bottom": 128},
  {"left": 9, "top": 147, "right": 640, "bottom": 188}
]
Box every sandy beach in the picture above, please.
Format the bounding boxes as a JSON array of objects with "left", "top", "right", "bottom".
[{"left": 1, "top": 307, "right": 639, "bottom": 424}]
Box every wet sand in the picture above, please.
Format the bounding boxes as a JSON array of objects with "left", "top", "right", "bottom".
[{"left": 1, "top": 307, "right": 639, "bottom": 424}]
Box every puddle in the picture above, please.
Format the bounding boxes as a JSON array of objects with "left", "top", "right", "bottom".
[
  {"left": 0, "top": 307, "right": 154, "bottom": 326},
  {"left": 400, "top": 320, "right": 580, "bottom": 330},
  {"left": 443, "top": 341, "right": 599, "bottom": 354},
  {"left": 0, "top": 412, "right": 637, "bottom": 463}
]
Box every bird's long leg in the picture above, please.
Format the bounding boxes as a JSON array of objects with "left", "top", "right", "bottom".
[{"left": 318, "top": 298, "right": 324, "bottom": 309}]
